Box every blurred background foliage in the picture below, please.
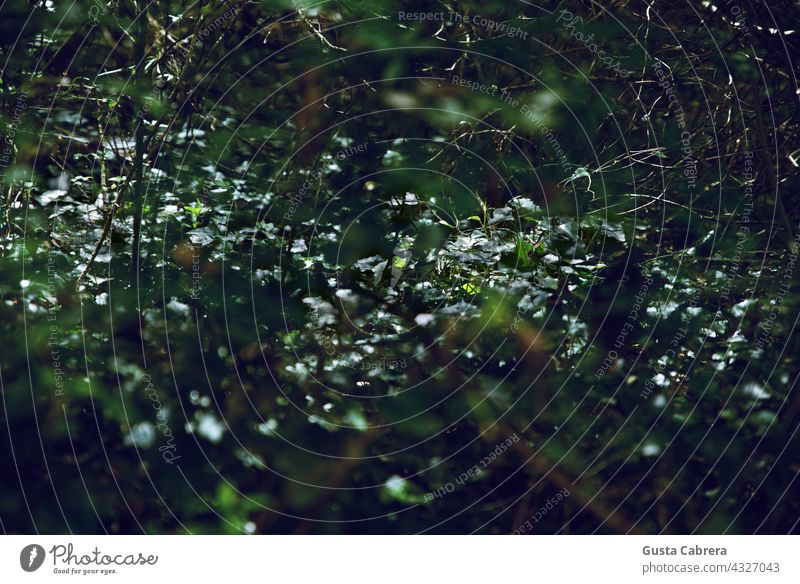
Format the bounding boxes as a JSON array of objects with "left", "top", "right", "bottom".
[{"left": 1, "top": 0, "right": 799, "bottom": 533}]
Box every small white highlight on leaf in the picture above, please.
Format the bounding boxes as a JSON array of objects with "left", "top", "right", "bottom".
[{"left": 415, "top": 313, "right": 435, "bottom": 327}]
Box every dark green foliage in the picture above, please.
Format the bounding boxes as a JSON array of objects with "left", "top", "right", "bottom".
[{"left": 0, "top": 0, "right": 799, "bottom": 534}]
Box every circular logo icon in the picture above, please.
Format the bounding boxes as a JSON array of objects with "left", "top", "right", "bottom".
[{"left": 20, "top": 544, "right": 46, "bottom": 572}]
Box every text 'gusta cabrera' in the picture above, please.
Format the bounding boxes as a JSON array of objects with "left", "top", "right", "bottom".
[{"left": 643, "top": 546, "right": 728, "bottom": 556}]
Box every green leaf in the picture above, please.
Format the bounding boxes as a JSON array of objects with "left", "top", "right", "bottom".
[{"left": 462, "top": 282, "right": 480, "bottom": 294}]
